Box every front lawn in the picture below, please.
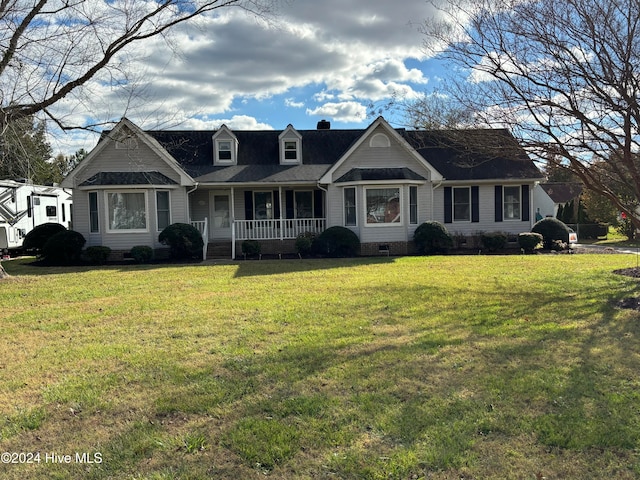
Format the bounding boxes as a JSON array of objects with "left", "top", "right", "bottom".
[{"left": 1, "top": 255, "right": 640, "bottom": 479}]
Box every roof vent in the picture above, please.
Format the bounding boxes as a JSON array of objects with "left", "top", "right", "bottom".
[{"left": 317, "top": 119, "right": 331, "bottom": 130}]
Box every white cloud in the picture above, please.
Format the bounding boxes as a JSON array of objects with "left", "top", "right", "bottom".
[
  {"left": 285, "top": 98, "right": 305, "bottom": 108},
  {"left": 306, "top": 102, "right": 367, "bottom": 123}
]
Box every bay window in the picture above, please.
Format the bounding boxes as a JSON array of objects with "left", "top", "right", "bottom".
[
  {"left": 106, "top": 191, "right": 147, "bottom": 232},
  {"left": 365, "top": 187, "right": 401, "bottom": 225}
]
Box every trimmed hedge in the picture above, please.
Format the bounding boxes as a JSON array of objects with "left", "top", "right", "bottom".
[
  {"left": 518, "top": 232, "right": 543, "bottom": 253},
  {"left": 481, "top": 232, "right": 508, "bottom": 252},
  {"left": 130, "top": 245, "right": 154, "bottom": 264},
  {"left": 41, "top": 230, "right": 86, "bottom": 265},
  {"left": 84, "top": 246, "right": 111, "bottom": 265},
  {"left": 241, "top": 240, "right": 262, "bottom": 257},
  {"left": 22, "top": 223, "right": 66, "bottom": 253},
  {"left": 295, "top": 232, "right": 316, "bottom": 257},
  {"left": 312, "top": 226, "right": 360, "bottom": 257},
  {"left": 532, "top": 217, "right": 570, "bottom": 249},
  {"left": 158, "top": 223, "right": 204, "bottom": 260},
  {"left": 413, "top": 221, "right": 453, "bottom": 255}
]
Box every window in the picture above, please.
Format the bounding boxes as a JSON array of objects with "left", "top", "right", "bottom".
[
  {"left": 217, "top": 140, "right": 232, "bottom": 162},
  {"left": 503, "top": 186, "right": 521, "bottom": 220},
  {"left": 106, "top": 191, "right": 147, "bottom": 232},
  {"left": 453, "top": 187, "right": 471, "bottom": 222},
  {"left": 254, "top": 191, "right": 273, "bottom": 219},
  {"left": 284, "top": 141, "right": 298, "bottom": 161},
  {"left": 366, "top": 188, "right": 401, "bottom": 225},
  {"left": 294, "top": 191, "right": 313, "bottom": 218},
  {"left": 409, "top": 186, "right": 418, "bottom": 224},
  {"left": 156, "top": 191, "right": 170, "bottom": 231},
  {"left": 344, "top": 188, "right": 356, "bottom": 226},
  {"left": 89, "top": 192, "right": 99, "bottom": 233},
  {"left": 46, "top": 205, "right": 57, "bottom": 217}
]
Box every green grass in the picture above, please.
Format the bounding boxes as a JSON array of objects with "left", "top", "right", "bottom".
[{"left": 1, "top": 254, "right": 640, "bottom": 479}]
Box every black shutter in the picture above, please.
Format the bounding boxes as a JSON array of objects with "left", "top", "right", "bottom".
[
  {"left": 521, "top": 185, "right": 530, "bottom": 222},
  {"left": 244, "top": 191, "right": 253, "bottom": 220},
  {"left": 285, "top": 190, "right": 295, "bottom": 219},
  {"left": 273, "top": 190, "right": 281, "bottom": 219},
  {"left": 495, "top": 186, "right": 503, "bottom": 222},
  {"left": 444, "top": 187, "right": 452, "bottom": 223},
  {"left": 471, "top": 186, "right": 480, "bottom": 223},
  {"left": 314, "top": 189, "right": 324, "bottom": 217}
]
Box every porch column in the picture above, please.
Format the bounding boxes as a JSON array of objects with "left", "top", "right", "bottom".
[
  {"left": 279, "top": 186, "right": 284, "bottom": 241},
  {"left": 231, "top": 187, "right": 236, "bottom": 260}
]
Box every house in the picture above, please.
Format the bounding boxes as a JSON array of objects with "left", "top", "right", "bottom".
[
  {"left": 61, "top": 116, "right": 544, "bottom": 259},
  {"left": 533, "top": 182, "right": 583, "bottom": 219}
]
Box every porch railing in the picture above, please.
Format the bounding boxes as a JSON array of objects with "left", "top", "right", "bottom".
[
  {"left": 235, "top": 218, "right": 326, "bottom": 240},
  {"left": 190, "top": 217, "right": 208, "bottom": 260}
]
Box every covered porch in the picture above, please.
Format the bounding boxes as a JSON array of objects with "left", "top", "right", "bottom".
[{"left": 189, "top": 185, "right": 327, "bottom": 259}]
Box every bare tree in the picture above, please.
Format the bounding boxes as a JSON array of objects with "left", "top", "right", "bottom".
[
  {"left": 0, "top": 0, "right": 277, "bottom": 133},
  {"left": 421, "top": 0, "right": 640, "bottom": 226}
]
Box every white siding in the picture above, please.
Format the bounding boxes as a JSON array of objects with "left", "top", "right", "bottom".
[{"left": 434, "top": 183, "right": 535, "bottom": 236}]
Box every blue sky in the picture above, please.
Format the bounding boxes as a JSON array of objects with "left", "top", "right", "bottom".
[{"left": 50, "top": 0, "right": 452, "bottom": 155}]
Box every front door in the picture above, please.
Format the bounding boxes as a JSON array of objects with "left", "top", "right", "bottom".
[{"left": 210, "top": 190, "right": 231, "bottom": 239}]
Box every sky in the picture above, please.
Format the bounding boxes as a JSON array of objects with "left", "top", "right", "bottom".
[{"left": 49, "top": 0, "right": 451, "bottom": 156}]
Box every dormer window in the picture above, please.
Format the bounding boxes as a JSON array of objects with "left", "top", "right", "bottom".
[
  {"left": 213, "top": 125, "right": 238, "bottom": 165},
  {"left": 284, "top": 141, "right": 298, "bottom": 161},
  {"left": 217, "top": 140, "right": 233, "bottom": 161},
  {"left": 279, "top": 125, "right": 302, "bottom": 165}
]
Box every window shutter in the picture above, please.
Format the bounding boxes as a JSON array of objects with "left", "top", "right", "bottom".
[
  {"left": 495, "top": 186, "right": 503, "bottom": 222},
  {"left": 314, "top": 189, "right": 324, "bottom": 218},
  {"left": 285, "top": 190, "right": 294, "bottom": 219},
  {"left": 244, "top": 191, "right": 254, "bottom": 220},
  {"left": 273, "top": 190, "right": 281, "bottom": 219},
  {"left": 521, "top": 185, "right": 530, "bottom": 222},
  {"left": 444, "top": 187, "right": 452, "bottom": 223},
  {"left": 471, "top": 186, "right": 480, "bottom": 223}
]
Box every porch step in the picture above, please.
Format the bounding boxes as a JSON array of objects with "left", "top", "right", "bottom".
[{"left": 206, "top": 242, "right": 232, "bottom": 259}]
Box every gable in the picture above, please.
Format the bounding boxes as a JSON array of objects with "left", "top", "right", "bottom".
[{"left": 62, "top": 118, "right": 194, "bottom": 189}]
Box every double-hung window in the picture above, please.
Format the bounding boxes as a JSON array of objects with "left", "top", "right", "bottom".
[
  {"left": 89, "top": 192, "right": 99, "bottom": 233},
  {"left": 156, "top": 191, "right": 171, "bottom": 231},
  {"left": 453, "top": 187, "right": 471, "bottom": 222},
  {"left": 344, "top": 188, "right": 357, "bottom": 226},
  {"left": 503, "top": 186, "right": 521, "bottom": 220}
]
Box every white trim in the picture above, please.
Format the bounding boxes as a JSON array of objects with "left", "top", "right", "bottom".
[
  {"left": 213, "top": 125, "right": 239, "bottom": 165},
  {"left": 155, "top": 190, "right": 172, "bottom": 232},
  {"left": 503, "top": 185, "right": 522, "bottom": 221},
  {"left": 369, "top": 133, "right": 391, "bottom": 148},
  {"left": 343, "top": 186, "right": 357, "bottom": 227},
  {"left": 278, "top": 125, "right": 302, "bottom": 165},
  {"left": 452, "top": 186, "right": 472, "bottom": 223}
]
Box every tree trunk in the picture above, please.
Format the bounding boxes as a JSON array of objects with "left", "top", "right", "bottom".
[{"left": 0, "top": 262, "right": 9, "bottom": 279}]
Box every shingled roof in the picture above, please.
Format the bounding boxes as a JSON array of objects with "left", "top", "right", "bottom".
[
  {"left": 80, "top": 171, "right": 178, "bottom": 187},
  {"left": 404, "top": 129, "right": 542, "bottom": 181}
]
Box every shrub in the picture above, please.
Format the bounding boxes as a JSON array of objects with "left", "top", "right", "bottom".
[
  {"left": 481, "top": 232, "right": 508, "bottom": 252},
  {"left": 312, "top": 226, "right": 360, "bottom": 257},
  {"left": 518, "top": 232, "right": 543, "bottom": 253},
  {"left": 41, "top": 230, "right": 86, "bottom": 265},
  {"left": 158, "top": 223, "right": 204, "bottom": 260},
  {"left": 295, "top": 232, "right": 316, "bottom": 257},
  {"left": 130, "top": 245, "right": 154, "bottom": 264},
  {"left": 84, "top": 246, "right": 111, "bottom": 265},
  {"left": 413, "top": 221, "right": 453, "bottom": 254},
  {"left": 532, "top": 217, "right": 571, "bottom": 249},
  {"left": 241, "top": 240, "right": 261, "bottom": 257},
  {"left": 22, "top": 223, "right": 66, "bottom": 253}
]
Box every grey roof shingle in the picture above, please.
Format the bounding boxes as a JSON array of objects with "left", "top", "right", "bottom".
[{"left": 80, "top": 171, "right": 177, "bottom": 186}]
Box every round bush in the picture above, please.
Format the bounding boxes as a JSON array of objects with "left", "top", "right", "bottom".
[
  {"left": 481, "top": 232, "right": 508, "bottom": 252},
  {"left": 130, "top": 245, "right": 154, "bottom": 264},
  {"left": 532, "top": 217, "right": 570, "bottom": 249},
  {"left": 241, "top": 240, "right": 262, "bottom": 256},
  {"left": 413, "top": 221, "right": 453, "bottom": 254},
  {"left": 84, "top": 246, "right": 111, "bottom": 265},
  {"left": 158, "top": 223, "right": 204, "bottom": 260},
  {"left": 312, "top": 226, "right": 360, "bottom": 257},
  {"left": 41, "top": 230, "right": 86, "bottom": 265},
  {"left": 22, "top": 223, "right": 66, "bottom": 252},
  {"left": 518, "top": 232, "right": 543, "bottom": 253}
]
